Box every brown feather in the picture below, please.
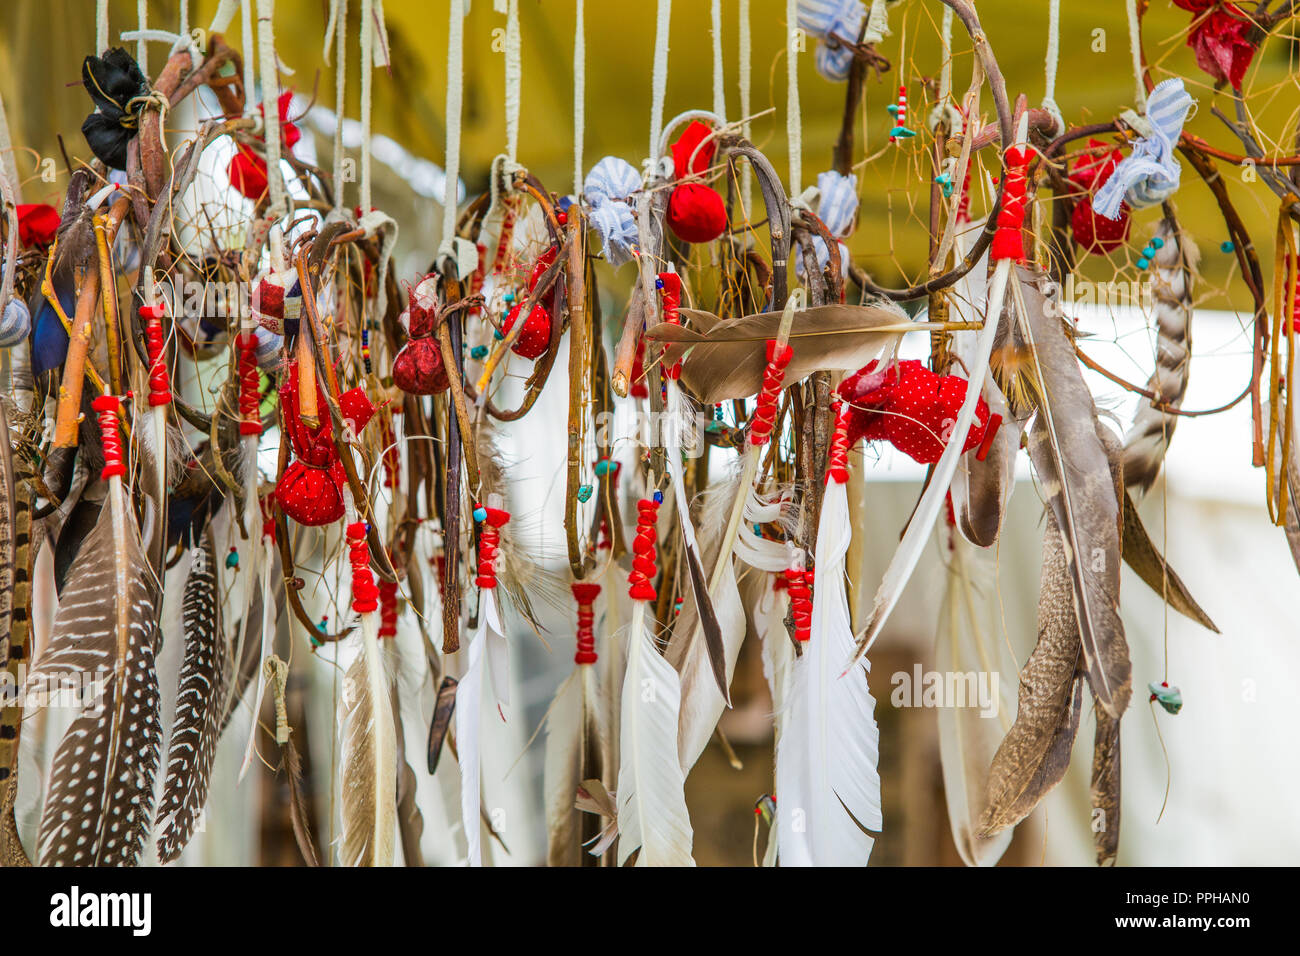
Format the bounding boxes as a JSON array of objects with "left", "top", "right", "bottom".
[
  {"left": 647, "top": 305, "right": 910, "bottom": 404},
  {"left": 426, "top": 675, "right": 458, "bottom": 773},
  {"left": 1090, "top": 707, "right": 1122, "bottom": 866},
  {"left": 980, "top": 515, "right": 1084, "bottom": 836}
]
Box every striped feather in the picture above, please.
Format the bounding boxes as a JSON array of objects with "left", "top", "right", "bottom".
[
  {"left": 156, "top": 531, "right": 227, "bottom": 862},
  {"left": 32, "top": 493, "right": 162, "bottom": 866}
]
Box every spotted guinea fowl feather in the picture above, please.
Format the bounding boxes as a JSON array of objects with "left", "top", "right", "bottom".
[
  {"left": 156, "top": 530, "right": 227, "bottom": 862},
  {"left": 33, "top": 490, "right": 162, "bottom": 866}
]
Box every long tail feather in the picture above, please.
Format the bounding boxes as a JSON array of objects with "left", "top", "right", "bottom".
[{"left": 339, "top": 616, "right": 397, "bottom": 867}]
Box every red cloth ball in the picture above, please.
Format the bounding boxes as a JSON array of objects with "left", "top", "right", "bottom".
[
  {"left": 502, "top": 302, "right": 552, "bottom": 359},
  {"left": 16, "top": 204, "right": 60, "bottom": 248},
  {"left": 838, "top": 360, "right": 989, "bottom": 465},
  {"left": 277, "top": 460, "right": 346, "bottom": 526},
  {"left": 393, "top": 338, "right": 450, "bottom": 394},
  {"left": 667, "top": 182, "right": 727, "bottom": 244},
  {"left": 1069, "top": 139, "right": 1130, "bottom": 254}
]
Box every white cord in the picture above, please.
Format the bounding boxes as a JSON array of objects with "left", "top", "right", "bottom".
[
  {"left": 574, "top": 0, "right": 585, "bottom": 195},
  {"left": 443, "top": 0, "right": 465, "bottom": 242},
  {"left": 256, "top": 0, "right": 286, "bottom": 218},
  {"left": 179, "top": 0, "right": 189, "bottom": 37},
  {"left": 786, "top": 0, "right": 801, "bottom": 195},
  {"left": 649, "top": 0, "right": 672, "bottom": 168},
  {"left": 241, "top": 0, "right": 256, "bottom": 119},
  {"left": 137, "top": 0, "right": 148, "bottom": 73},
  {"left": 504, "top": 0, "right": 522, "bottom": 165},
  {"left": 1126, "top": 0, "right": 1147, "bottom": 112},
  {"left": 331, "top": 0, "right": 348, "bottom": 211},
  {"left": 739, "top": 0, "right": 752, "bottom": 215},
  {"left": 710, "top": 0, "right": 726, "bottom": 124},
  {"left": 360, "top": 0, "right": 373, "bottom": 212},
  {"left": 1042, "top": 0, "right": 1064, "bottom": 136},
  {"left": 96, "top": 0, "right": 108, "bottom": 53}
]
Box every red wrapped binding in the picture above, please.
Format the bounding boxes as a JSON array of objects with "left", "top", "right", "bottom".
[
  {"left": 991, "top": 146, "right": 1031, "bottom": 262},
  {"left": 657, "top": 272, "right": 683, "bottom": 380},
  {"left": 627, "top": 498, "right": 660, "bottom": 602},
  {"left": 749, "top": 340, "right": 793, "bottom": 446},
  {"left": 571, "top": 582, "right": 601, "bottom": 665},
  {"left": 378, "top": 579, "right": 399, "bottom": 637},
  {"left": 826, "top": 400, "right": 852, "bottom": 485},
  {"left": 346, "top": 522, "right": 379, "bottom": 614},
  {"left": 92, "top": 395, "right": 126, "bottom": 480},
  {"left": 236, "top": 332, "right": 261, "bottom": 435},
  {"left": 785, "top": 559, "right": 813, "bottom": 643},
  {"left": 140, "top": 303, "right": 172, "bottom": 407},
  {"left": 474, "top": 507, "right": 511, "bottom": 589}
]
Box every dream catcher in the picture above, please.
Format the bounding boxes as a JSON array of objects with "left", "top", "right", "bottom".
[{"left": 0, "top": 0, "right": 1296, "bottom": 871}]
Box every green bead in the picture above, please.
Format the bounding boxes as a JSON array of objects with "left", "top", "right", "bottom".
[
  {"left": 1136, "top": 257, "right": 1150, "bottom": 270},
  {"left": 470, "top": 345, "right": 489, "bottom": 360},
  {"left": 594, "top": 458, "right": 613, "bottom": 476},
  {"left": 225, "top": 549, "right": 239, "bottom": 569},
  {"left": 577, "top": 484, "right": 593, "bottom": 502},
  {"left": 1221, "top": 240, "right": 1235, "bottom": 253},
  {"left": 1148, "top": 681, "right": 1183, "bottom": 715},
  {"left": 890, "top": 126, "right": 917, "bottom": 139},
  {"left": 1150, "top": 237, "right": 1165, "bottom": 249},
  {"left": 493, "top": 329, "right": 504, "bottom": 341}
]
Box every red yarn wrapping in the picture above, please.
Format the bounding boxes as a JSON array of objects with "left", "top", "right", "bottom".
[
  {"left": 378, "top": 579, "right": 399, "bottom": 637},
  {"left": 92, "top": 395, "right": 125, "bottom": 480},
  {"left": 657, "top": 272, "right": 683, "bottom": 380},
  {"left": 826, "top": 400, "right": 852, "bottom": 485},
  {"left": 475, "top": 507, "right": 511, "bottom": 589},
  {"left": 571, "top": 582, "right": 602, "bottom": 665},
  {"left": 346, "top": 522, "right": 380, "bottom": 614},
  {"left": 991, "top": 146, "right": 1031, "bottom": 262},
  {"left": 785, "top": 562, "right": 812, "bottom": 643},
  {"left": 236, "top": 332, "right": 261, "bottom": 435},
  {"left": 140, "top": 303, "right": 172, "bottom": 407},
  {"left": 749, "top": 340, "right": 794, "bottom": 446},
  {"left": 627, "top": 498, "right": 660, "bottom": 602}
]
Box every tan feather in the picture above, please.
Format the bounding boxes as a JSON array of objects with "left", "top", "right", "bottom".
[
  {"left": 339, "top": 623, "right": 397, "bottom": 867},
  {"left": 979, "top": 515, "right": 1084, "bottom": 837},
  {"left": 647, "top": 305, "right": 913, "bottom": 404}
]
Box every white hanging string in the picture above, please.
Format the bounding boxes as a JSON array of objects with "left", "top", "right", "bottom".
[
  {"left": 927, "top": 4, "right": 961, "bottom": 135},
  {"left": 503, "top": 0, "right": 522, "bottom": 165},
  {"left": 137, "top": 0, "right": 148, "bottom": 73},
  {"left": 864, "top": 0, "right": 892, "bottom": 46},
  {"left": 241, "top": 0, "right": 256, "bottom": 119},
  {"left": 179, "top": 0, "right": 189, "bottom": 37},
  {"left": 256, "top": 0, "right": 287, "bottom": 218},
  {"left": 326, "top": 0, "right": 348, "bottom": 211},
  {"left": 96, "top": 0, "right": 109, "bottom": 53},
  {"left": 574, "top": 0, "right": 585, "bottom": 195},
  {"left": 710, "top": 0, "right": 726, "bottom": 124},
  {"left": 1125, "top": 0, "right": 1148, "bottom": 112},
  {"left": 1042, "top": 0, "right": 1064, "bottom": 136},
  {"left": 360, "top": 0, "right": 374, "bottom": 212},
  {"left": 649, "top": 0, "right": 672, "bottom": 169},
  {"left": 786, "top": 0, "right": 801, "bottom": 196},
  {"left": 739, "top": 0, "right": 752, "bottom": 215},
  {"left": 443, "top": 0, "right": 466, "bottom": 244}
]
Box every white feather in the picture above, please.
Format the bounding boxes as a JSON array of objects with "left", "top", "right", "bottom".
[
  {"left": 455, "top": 620, "right": 486, "bottom": 866},
  {"left": 935, "top": 531, "right": 1018, "bottom": 866},
  {"left": 777, "top": 479, "right": 881, "bottom": 866},
  {"left": 616, "top": 603, "right": 695, "bottom": 866},
  {"left": 237, "top": 537, "right": 276, "bottom": 782}
]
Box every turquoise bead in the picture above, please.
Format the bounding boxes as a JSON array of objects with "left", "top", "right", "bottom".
[
  {"left": 1221, "top": 240, "right": 1235, "bottom": 253},
  {"left": 473, "top": 506, "right": 488, "bottom": 522}
]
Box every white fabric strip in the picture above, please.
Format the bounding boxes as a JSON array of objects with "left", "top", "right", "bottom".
[
  {"left": 739, "top": 0, "right": 752, "bottom": 214},
  {"left": 1042, "top": 0, "right": 1063, "bottom": 135},
  {"left": 786, "top": 0, "right": 801, "bottom": 195},
  {"left": 137, "top": 0, "right": 148, "bottom": 73},
  {"left": 332, "top": 0, "right": 348, "bottom": 211},
  {"left": 711, "top": 0, "right": 726, "bottom": 123},
  {"left": 241, "top": 0, "right": 256, "bottom": 119},
  {"left": 256, "top": 0, "right": 286, "bottom": 218},
  {"left": 96, "top": 0, "right": 109, "bottom": 52},
  {"left": 649, "top": 0, "right": 672, "bottom": 168},
  {"left": 574, "top": 0, "right": 585, "bottom": 195},
  {"left": 1125, "top": 0, "right": 1147, "bottom": 112},
  {"left": 504, "top": 0, "right": 522, "bottom": 165},
  {"left": 361, "top": 0, "right": 374, "bottom": 212},
  {"left": 443, "top": 0, "right": 466, "bottom": 242}
]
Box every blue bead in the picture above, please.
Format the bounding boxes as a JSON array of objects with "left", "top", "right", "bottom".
[
  {"left": 1150, "top": 237, "right": 1165, "bottom": 249},
  {"left": 652, "top": 490, "right": 664, "bottom": 504},
  {"left": 470, "top": 345, "right": 488, "bottom": 360},
  {"left": 1136, "top": 257, "right": 1150, "bottom": 270},
  {"left": 493, "top": 329, "right": 504, "bottom": 341},
  {"left": 473, "top": 506, "right": 488, "bottom": 522},
  {"left": 577, "top": 484, "right": 593, "bottom": 502},
  {"left": 1221, "top": 240, "right": 1235, "bottom": 253}
]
